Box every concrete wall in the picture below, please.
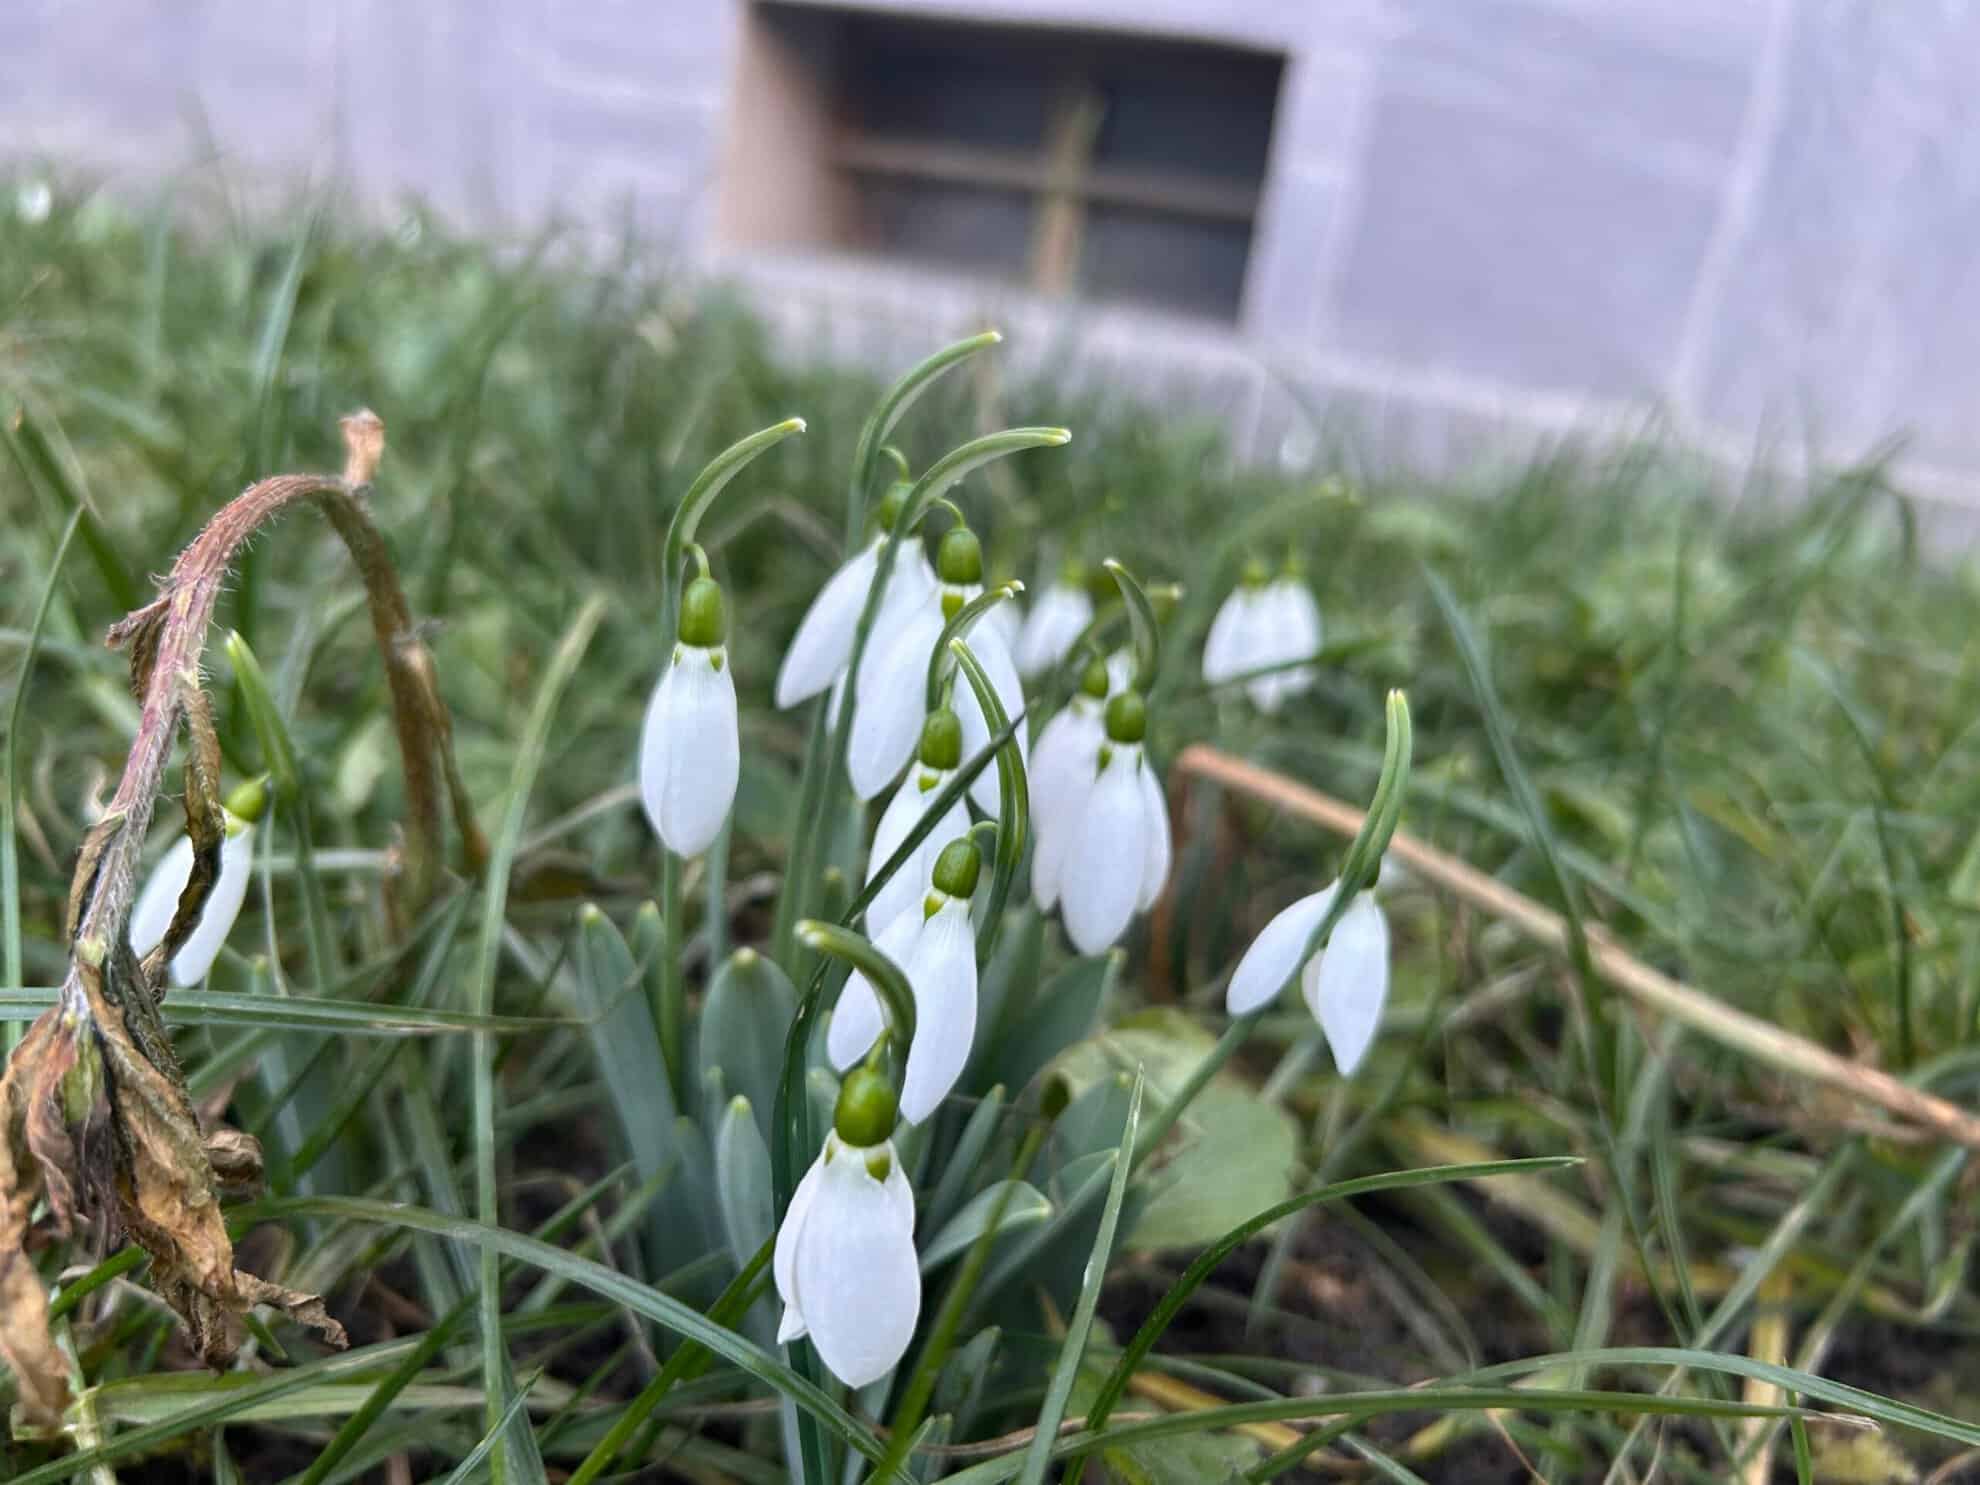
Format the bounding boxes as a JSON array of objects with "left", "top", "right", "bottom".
[{"left": 7, "top": 0, "right": 1980, "bottom": 513}]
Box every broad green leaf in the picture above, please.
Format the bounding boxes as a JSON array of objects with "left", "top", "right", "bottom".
[
  {"left": 698, "top": 947, "right": 798, "bottom": 1145},
  {"left": 919, "top": 1181, "right": 1052, "bottom": 1272},
  {"left": 1048, "top": 1008, "right": 1298, "bottom": 1248}
]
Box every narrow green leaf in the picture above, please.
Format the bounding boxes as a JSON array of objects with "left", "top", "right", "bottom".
[
  {"left": 466, "top": 593, "right": 604, "bottom": 1481},
  {"left": 798, "top": 918, "right": 916, "bottom": 1049},
  {"left": 1102, "top": 558, "right": 1162, "bottom": 692},
  {"left": 846, "top": 329, "right": 1002, "bottom": 536},
  {"left": 1074, "top": 1158, "right": 1580, "bottom": 1470},
  {"left": 4, "top": 507, "right": 81, "bottom": 1026},
  {"left": 224, "top": 629, "right": 300, "bottom": 802},
  {"left": 1020, "top": 1070, "right": 1142, "bottom": 1485},
  {"left": 0, "top": 986, "right": 567, "bottom": 1034},
  {"left": 247, "top": 1197, "right": 887, "bottom": 1463},
  {"left": 950, "top": 637, "right": 1028, "bottom": 957}
]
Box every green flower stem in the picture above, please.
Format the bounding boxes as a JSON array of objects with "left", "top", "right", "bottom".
[
  {"left": 926, "top": 582, "right": 1024, "bottom": 711},
  {"left": 875, "top": 1122, "right": 1049, "bottom": 1482}
]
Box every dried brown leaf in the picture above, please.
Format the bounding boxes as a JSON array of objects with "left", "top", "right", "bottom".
[{"left": 0, "top": 1011, "right": 84, "bottom": 1423}]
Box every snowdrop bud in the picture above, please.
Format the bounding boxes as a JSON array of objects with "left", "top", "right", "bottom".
[
  {"left": 128, "top": 810, "right": 258, "bottom": 987},
  {"left": 640, "top": 576, "right": 739, "bottom": 857}
]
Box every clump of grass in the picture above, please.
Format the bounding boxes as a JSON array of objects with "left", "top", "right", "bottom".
[{"left": 3, "top": 183, "right": 1978, "bottom": 1483}]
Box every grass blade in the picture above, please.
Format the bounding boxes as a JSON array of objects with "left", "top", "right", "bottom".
[
  {"left": 1021, "top": 1069, "right": 1141, "bottom": 1485},
  {"left": 465, "top": 593, "right": 604, "bottom": 1480}
]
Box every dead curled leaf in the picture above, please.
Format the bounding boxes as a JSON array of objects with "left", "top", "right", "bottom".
[{"left": 0, "top": 961, "right": 347, "bottom": 1425}]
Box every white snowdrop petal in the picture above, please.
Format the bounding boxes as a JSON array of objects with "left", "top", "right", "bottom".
[
  {"left": 866, "top": 769, "right": 964, "bottom": 938},
  {"left": 1105, "top": 650, "right": 1133, "bottom": 697},
  {"left": 773, "top": 1150, "right": 830, "bottom": 1342},
  {"left": 1016, "top": 584, "right": 1094, "bottom": 678},
  {"left": 1279, "top": 581, "right": 1324, "bottom": 659},
  {"left": 1134, "top": 756, "right": 1172, "bottom": 911},
  {"left": 1225, "top": 885, "right": 1336, "bottom": 1016},
  {"left": 850, "top": 607, "right": 945, "bottom": 800},
  {"left": 1030, "top": 720, "right": 1101, "bottom": 913},
  {"left": 776, "top": 543, "right": 880, "bottom": 709},
  {"left": 824, "top": 669, "right": 848, "bottom": 731},
  {"left": 128, "top": 834, "right": 197, "bottom": 962},
  {"left": 1202, "top": 589, "right": 1252, "bottom": 684},
  {"left": 165, "top": 826, "right": 256, "bottom": 986},
  {"left": 955, "top": 624, "right": 1029, "bottom": 816},
  {"left": 793, "top": 1143, "right": 921, "bottom": 1388},
  {"left": 1060, "top": 749, "right": 1149, "bottom": 955},
  {"left": 1304, "top": 894, "right": 1391, "bottom": 1075},
  {"left": 827, "top": 910, "right": 920, "bottom": 1070},
  {"left": 899, "top": 899, "right": 977, "bottom": 1124},
  {"left": 984, "top": 596, "right": 1023, "bottom": 658},
  {"left": 640, "top": 650, "right": 739, "bottom": 856}
]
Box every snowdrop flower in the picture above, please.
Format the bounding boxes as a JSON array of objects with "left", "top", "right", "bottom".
[
  {"left": 830, "top": 837, "right": 980, "bottom": 1124},
  {"left": 128, "top": 777, "right": 266, "bottom": 987},
  {"left": 1224, "top": 877, "right": 1390, "bottom": 1074},
  {"left": 1014, "top": 564, "right": 1094, "bottom": 678},
  {"left": 1052, "top": 692, "right": 1171, "bottom": 955},
  {"left": 775, "top": 490, "right": 935, "bottom": 710},
  {"left": 1203, "top": 561, "right": 1323, "bottom": 712},
  {"left": 849, "top": 525, "right": 1026, "bottom": 812},
  {"left": 864, "top": 710, "right": 970, "bottom": 938},
  {"left": 1030, "top": 656, "right": 1110, "bottom": 912},
  {"left": 639, "top": 575, "right": 739, "bottom": 856},
  {"left": 776, "top": 1066, "right": 920, "bottom": 1388}
]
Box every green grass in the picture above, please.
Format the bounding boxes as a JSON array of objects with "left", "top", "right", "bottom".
[{"left": 4, "top": 182, "right": 1980, "bottom": 1483}]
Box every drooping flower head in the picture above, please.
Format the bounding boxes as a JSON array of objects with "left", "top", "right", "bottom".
[
  {"left": 1015, "top": 559, "right": 1096, "bottom": 679},
  {"left": 128, "top": 775, "right": 268, "bottom": 987},
  {"left": 1051, "top": 689, "right": 1171, "bottom": 956},
  {"left": 775, "top": 483, "right": 934, "bottom": 711},
  {"left": 1204, "top": 557, "right": 1323, "bottom": 712},
  {"left": 831, "top": 835, "right": 981, "bottom": 1124},
  {"left": 1224, "top": 875, "right": 1391, "bottom": 1074},
  {"left": 865, "top": 708, "right": 970, "bottom": 940},
  {"left": 640, "top": 574, "right": 740, "bottom": 857},
  {"left": 775, "top": 1065, "right": 920, "bottom": 1388},
  {"left": 850, "top": 523, "right": 1026, "bottom": 810},
  {"left": 1031, "top": 655, "right": 1111, "bottom": 913}
]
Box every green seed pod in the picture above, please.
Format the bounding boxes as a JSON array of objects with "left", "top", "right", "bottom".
[
  {"left": 1079, "top": 655, "right": 1111, "bottom": 699},
  {"left": 873, "top": 481, "right": 909, "bottom": 534},
  {"left": 931, "top": 837, "right": 982, "bottom": 899},
  {"left": 918, "top": 708, "right": 964, "bottom": 770},
  {"left": 223, "top": 774, "right": 270, "bottom": 825},
  {"left": 834, "top": 1064, "right": 899, "bottom": 1147},
  {"left": 679, "top": 575, "right": 728, "bottom": 647},
  {"left": 1105, "top": 690, "right": 1148, "bottom": 744},
  {"left": 936, "top": 525, "right": 984, "bottom": 585}
]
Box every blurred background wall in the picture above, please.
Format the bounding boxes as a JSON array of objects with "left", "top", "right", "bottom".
[{"left": 6, "top": 0, "right": 1979, "bottom": 509}]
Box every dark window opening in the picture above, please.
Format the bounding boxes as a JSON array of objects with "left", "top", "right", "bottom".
[{"left": 722, "top": 4, "right": 1286, "bottom": 324}]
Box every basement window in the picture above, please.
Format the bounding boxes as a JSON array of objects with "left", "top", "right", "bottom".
[{"left": 722, "top": 5, "right": 1285, "bottom": 323}]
